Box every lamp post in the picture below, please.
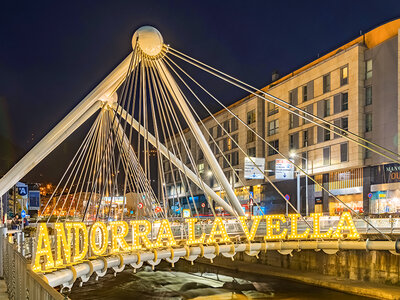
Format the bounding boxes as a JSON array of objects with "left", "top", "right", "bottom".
[{"left": 290, "top": 151, "right": 309, "bottom": 216}]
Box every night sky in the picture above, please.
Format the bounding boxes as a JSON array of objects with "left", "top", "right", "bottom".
[{"left": 1, "top": 0, "right": 400, "bottom": 182}]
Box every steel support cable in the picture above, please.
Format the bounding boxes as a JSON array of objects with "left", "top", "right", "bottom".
[
  {"left": 145, "top": 58, "right": 198, "bottom": 220},
  {"left": 56, "top": 114, "right": 102, "bottom": 223},
  {"left": 163, "top": 55, "right": 391, "bottom": 241},
  {"left": 40, "top": 111, "right": 101, "bottom": 223},
  {"left": 168, "top": 47, "right": 400, "bottom": 163},
  {"left": 149, "top": 59, "right": 218, "bottom": 217},
  {"left": 65, "top": 110, "right": 102, "bottom": 221},
  {"left": 145, "top": 59, "right": 176, "bottom": 218},
  {"left": 72, "top": 110, "right": 105, "bottom": 220},
  {"left": 148, "top": 61, "right": 194, "bottom": 219},
  {"left": 84, "top": 48, "right": 138, "bottom": 222},
  {"left": 150, "top": 58, "right": 219, "bottom": 217}
]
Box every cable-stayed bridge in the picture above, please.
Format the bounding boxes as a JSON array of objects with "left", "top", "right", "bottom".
[{"left": 1, "top": 26, "right": 400, "bottom": 297}]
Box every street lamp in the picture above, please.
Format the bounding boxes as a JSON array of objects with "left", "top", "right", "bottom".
[{"left": 289, "top": 151, "right": 309, "bottom": 216}]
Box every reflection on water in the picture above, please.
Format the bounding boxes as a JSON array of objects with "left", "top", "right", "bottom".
[{"left": 69, "top": 261, "right": 372, "bottom": 300}]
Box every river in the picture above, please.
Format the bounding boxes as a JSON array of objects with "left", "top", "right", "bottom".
[{"left": 68, "top": 261, "right": 372, "bottom": 299}]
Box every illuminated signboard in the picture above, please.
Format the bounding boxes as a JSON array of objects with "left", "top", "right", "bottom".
[{"left": 31, "top": 212, "right": 359, "bottom": 272}]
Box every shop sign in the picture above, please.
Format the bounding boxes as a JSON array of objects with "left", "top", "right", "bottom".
[
  {"left": 275, "top": 159, "right": 294, "bottom": 180},
  {"left": 32, "top": 213, "right": 360, "bottom": 273},
  {"left": 372, "top": 163, "right": 400, "bottom": 184}
]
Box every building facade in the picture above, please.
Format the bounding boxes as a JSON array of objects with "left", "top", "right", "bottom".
[{"left": 163, "top": 19, "right": 400, "bottom": 217}]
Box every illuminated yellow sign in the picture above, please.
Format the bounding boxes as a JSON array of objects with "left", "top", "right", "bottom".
[{"left": 32, "top": 213, "right": 359, "bottom": 272}]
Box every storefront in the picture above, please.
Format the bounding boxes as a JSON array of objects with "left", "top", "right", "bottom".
[{"left": 370, "top": 163, "right": 400, "bottom": 214}]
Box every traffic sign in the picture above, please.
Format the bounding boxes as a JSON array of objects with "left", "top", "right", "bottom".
[
  {"left": 284, "top": 194, "right": 290, "bottom": 201},
  {"left": 201, "top": 203, "right": 206, "bottom": 208},
  {"left": 155, "top": 206, "right": 162, "bottom": 213},
  {"left": 368, "top": 193, "right": 373, "bottom": 198},
  {"left": 21, "top": 210, "right": 26, "bottom": 218},
  {"left": 137, "top": 202, "right": 143, "bottom": 209}
]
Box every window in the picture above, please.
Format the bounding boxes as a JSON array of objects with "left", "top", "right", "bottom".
[
  {"left": 198, "top": 149, "right": 204, "bottom": 160},
  {"left": 289, "top": 111, "right": 299, "bottom": 129},
  {"left": 208, "top": 128, "right": 213, "bottom": 141},
  {"left": 268, "top": 119, "right": 279, "bottom": 136},
  {"left": 267, "top": 160, "right": 275, "bottom": 176},
  {"left": 289, "top": 132, "right": 299, "bottom": 150},
  {"left": 366, "top": 59, "right": 372, "bottom": 79},
  {"left": 324, "top": 124, "right": 330, "bottom": 141},
  {"left": 230, "top": 118, "right": 238, "bottom": 131},
  {"left": 247, "top": 109, "right": 256, "bottom": 124},
  {"left": 289, "top": 89, "right": 298, "bottom": 106},
  {"left": 216, "top": 126, "right": 222, "bottom": 138},
  {"left": 223, "top": 138, "right": 230, "bottom": 151},
  {"left": 303, "top": 104, "right": 313, "bottom": 124},
  {"left": 301, "top": 152, "right": 307, "bottom": 170},
  {"left": 187, "top": 139, "right": 191, "bottom": 150},
  {"left": 231, "top": 134, "right": 238, "bottom": 149},
  {"left": 364, "top": 147, "right": 372, "bottom": 159},
  {"left": 323, "top": 99, "right": 330, "bottom": 117},
  {"left": 340, "top": 143, "right": 348, "bottom": 162},
  {"left": 341, "top": 92, "right": 348, "bottom": 111},
  {"left": 247, "top": 147, "right": 256, "bottom": 157},
  {"left": 340, "top": 65, "right": 348, "bottom": 86},
  {"left": 302, "top": 85, "right": 308, "bottom": 102},
  {"left": 231, "top": 151, "right": 239, "bottom": 166},
  {"left": 303, "top": 130, "right": 309, "bottom": 147},
  {"left": 268, "top": 139, "right": 279, "bottom": 155},
  {"left": 341, "top": 117, "right": 348, "bottom": 132},
  {"left": 215, "top": 141, "right": 220, "bottom": 155},
  {"left": 223, "top": 155, "right": 230, "bottom": 168},
  {"left": 323, "top": 73, "right": 331, "bottom": 93},
  {"left": 365, "top": 86, "right": 372, "bottom": 106},
  {"left": 268, "top": 102, "right": 278, "bottom": 116},
  {"left": 365, "top": 113, "right": 372, "bottom": 132},
  {"left": 247, "top": 130, "right": 256, "bottom": 143},
  {"left": 223, "top": 120, "right": 230, "bottom": 133},
  {"left": 198, "top": 163, "right": 205, "bottom": 174},
  {"left": 323, "top": 147, "right": 330, "bottom": 166}
]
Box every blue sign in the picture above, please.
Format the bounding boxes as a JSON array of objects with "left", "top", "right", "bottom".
[
  {"left": 284, "top": 194, "right": 290, "bottom": 201},
  {"left": 28, "top": 191, "right": 40, "bottom": 210},
  {"left": 18, "top": 187, "right": 28, "bottom": 196},
  {"left": 21, "top": 210, "right": 26, "bottom": 218},
  {"left": 368, "top": 193, "right": 373, "bottom": 198}
]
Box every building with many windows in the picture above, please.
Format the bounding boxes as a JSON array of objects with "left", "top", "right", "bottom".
[{"left": 163, "top": 19, "right": 400, "bottom": 216}]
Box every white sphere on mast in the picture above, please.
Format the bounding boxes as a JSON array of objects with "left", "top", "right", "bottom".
[{"left": 132, "top": 26, "right": 164, "bottom": 56}]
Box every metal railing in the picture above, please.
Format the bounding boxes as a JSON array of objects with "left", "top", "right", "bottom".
[{"left": 3, "top": 236, "right": 66, "bottom": 300}]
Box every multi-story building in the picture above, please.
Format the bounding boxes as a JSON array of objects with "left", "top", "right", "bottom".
[{"left": 163, "top": 18, "right": 400, "bottom": 217}]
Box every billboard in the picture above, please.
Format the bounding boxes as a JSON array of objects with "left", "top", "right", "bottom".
[
  {"left": 28, "top": 191, "right": 40, "bottom": 210},
  {"left": 275, "top": 159, "right": 294, "bottom": 180},
  {"left": 244, "top": 157, "right": 265, "bottom": 179}
]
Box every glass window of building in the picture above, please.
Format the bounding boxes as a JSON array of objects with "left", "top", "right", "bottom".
[
  {"left": 323, "top": 99, "right": 330, "bottom": 117},
  {"left": 215, "top": 140, "right": 220, "bottom": 155},
  {"left": 268, "top": 139, "right": 279, "bottom": 156},
  {"left": 301, "top": 152, "right": 308, "bottom": 170},
  {"left": 366, "top": 59, "right": 372, "bottom": 79},
  {"left": 341, "top": 117, "right": 348, "bottom": 133},
  {"left": 303, "top": 130, "right": 309, "bottom": 147},
  {"left": 303, "top": 104, "right": 313, "bottom": 124},
  {"left": 289, "top": 132, "right": 299, "bottom": 150},
  {"left": 247, "top": 109, "right": 256, "bottom": 124},
  {"left": 340, "top": 65, "right": 348, "bottom": 86},
  {"left": 365, "top": 113, "right": 372, "bottom": 132},
  {"left": 231, "top": 151, "right": 239, "bottom": 166},
  {"left": 289, "top": 111, "right": 299, "bottom": 129},
  {"left": 247, "top": 147, "right": 256, "bottom": 157},
  {"left": 267, "top": 160, "right": 275, "bottom": 176},
  {"left": 216, "top": 126, "right": 222, "bottom": 138},
  {"left": 223, "top": 154, "right": 231, "bottom": 168},
  {"left": 223, "top": 120, "right": 230, "bottom": 133},
  {"left": 364, "top": 147, "right": 371, "bottom": 159},
  {"left": 340, "top": 143, "right": 348, "bottom": 162},
  {"left": 341, "top": 92, "right": 348, "bottom": 111},
  {"left": 268, "top": 102, "right": 278, "bottom": 116},
  {"left": 302, "top": 85, "right": 308, "bottom": 102},
  {"left": 198, "top": 149, "right": 204, "bottom": 160},
  {"left": 208, "top": 128, "right": 213, "bottom": 141},
  {"left": 231, "top": 134, "right": 238, "bottom": 149},
  {"left": 323, "top": 147, "right": 330, "bottom": 166},
  {"left": 365, "top": 86, "right": 372, "bottom": 106},
  {"left": 230, "top": 117, "right": 238, "bottom": 132},
  {"left": 268, "top": 119, "right": 279, "bottom": 136},
  {"left": 324, "top": 124, "right": 330, "bottom": 141},
  {"left": 247, "top": 129, "right": 256, "bottom": 143},
  {"left": 323, "top": 73, "right": 331, "bottom": 93},
  {"left": 289, "top": 88, "right": 298, "bottom": 106},
  {"left": 198, "top": 163, "right": 205, "bottom": 174}
]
